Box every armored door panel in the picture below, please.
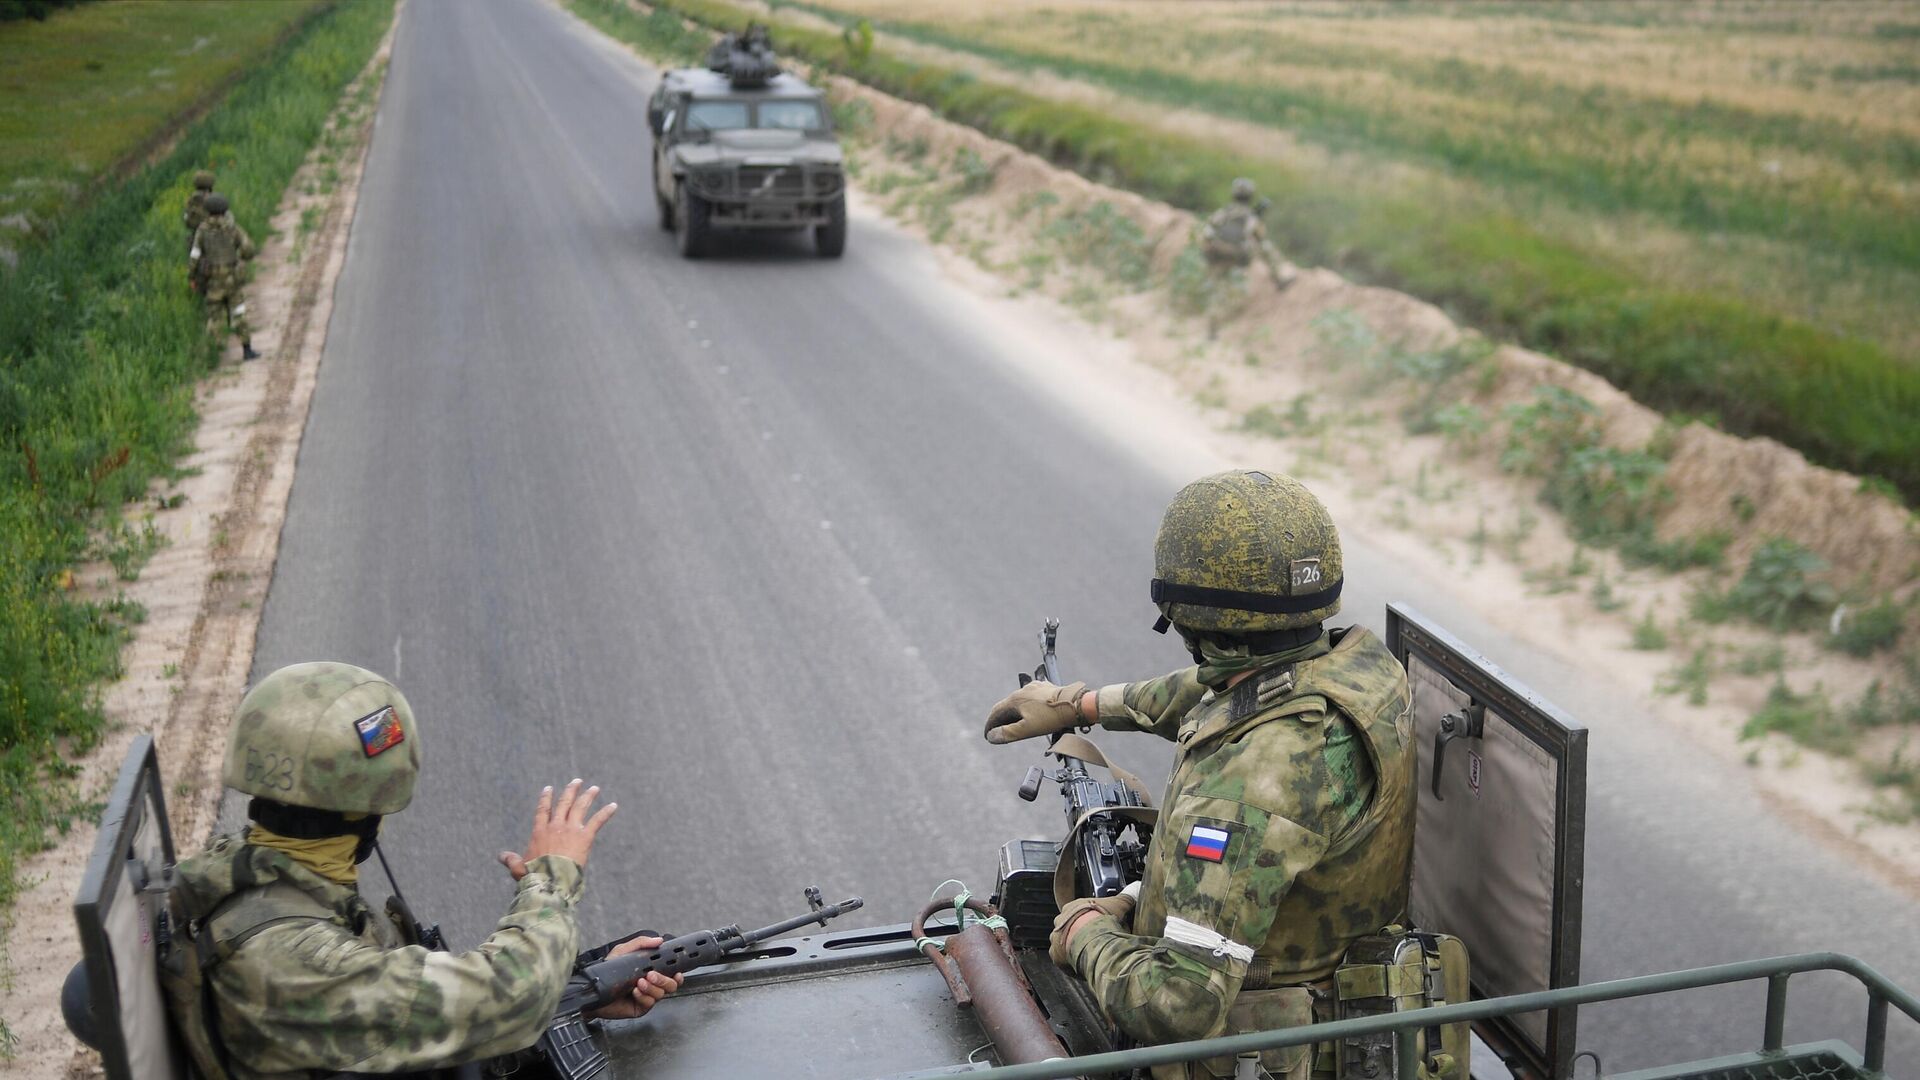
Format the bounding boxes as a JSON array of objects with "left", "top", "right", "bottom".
[
  {"left": 1385, "top": 605, "right": 1587, "bottom": 1080},
  {"left": 72, "top": 735, "right": 189, "bottom": 1080}
]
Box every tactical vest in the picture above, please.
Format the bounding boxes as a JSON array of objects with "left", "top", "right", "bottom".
[
  {"left": 185, "top": 193, "right": 210, "bottom": 234},
  {"left": 199, "top": 218, "right": 240, "bottom": 269},
  {"left": 1131, "top": 627, "right": 1417, "bottom": 1079},
  {"left": 1203, "top": 206, "right": 1260, "bottom": 273},
  {"left": 159, "top": 880, "right": 344, "bottom": 1080},
  {"left": 1210, "top": 206, "right": 1252, "bottom": 248}
]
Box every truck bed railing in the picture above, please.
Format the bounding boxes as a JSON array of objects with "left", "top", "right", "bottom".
[{"left": 916, "top": 952, "right": 1920, "bottom": 1080}]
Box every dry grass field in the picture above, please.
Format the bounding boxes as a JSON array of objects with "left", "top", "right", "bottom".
[
  {"left": 0, "top": 0, "right": 326, "bottom": 259},
  {"left": 796, "top": 0, "right": 1920, "bottom": 363}
]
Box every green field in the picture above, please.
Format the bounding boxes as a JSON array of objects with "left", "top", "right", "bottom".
[
  {"left": 0, "top": 0, "right": 394, "bottom": 916},
  {"left": 644, "top": 0, "right": 1920, "bottom": 500},
  {"left": 0, "top": 0, "right": 328, "bottom": 259}
]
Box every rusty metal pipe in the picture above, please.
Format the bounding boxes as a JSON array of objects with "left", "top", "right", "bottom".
[
  {"left": 944, "top": 924, "right": 1070, "bottom": 1065},
  {"left": 913, "top": 895, "right": 1070, "bottom": 1067}
]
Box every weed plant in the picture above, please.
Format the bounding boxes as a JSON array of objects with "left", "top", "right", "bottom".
[
  {"left": 1039, "top": 201, "right": 1154, "bottom": 287},
  {"left": 1657, "top": 646, "right": 1714, "bottom": 706},
  {"left": 1724, "top": 538, "right": 1837, "bottom": 632},
  {"left": 0, "top": 0, "right": 395, "bottom": 910},
  {"left": 1745, "top": 680, "right": 1856, "bottom": 756},
  {"left": 1631, "top": 609, "right": 1668, "bottom": 651},
  {"left": 1828, "top": 600, "right": 1906, "bottom": 657},
  {"left": 1166, "top": 245, "right": 1210, "bottom": 317}
]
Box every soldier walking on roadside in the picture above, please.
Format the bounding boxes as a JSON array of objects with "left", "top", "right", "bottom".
[
  {"left": 189, "top": 193, "right": 261, "bottom": 361},
  {"left": 1200, "top": 178, "right": 1295, "bottom": 337},
  {"left": 983, "top": 470, "right": 1416, "bottom": 1080},
  {"left": 183, "top": 171, "right": 216, "bottom": 256}
]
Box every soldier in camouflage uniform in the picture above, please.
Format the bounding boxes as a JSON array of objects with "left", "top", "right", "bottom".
[
  {"left": 1199, "top": 179, "right": 1294, "bottom": 338},
  {"left": 984, "top": 471, "right": 1415, "bottom": 1080},
  {"left": 169, "top": 662, "right": 680, "bottom": 1078},
  {"left": 183, "top": 171, "right": 216, "bottom": 255},
  {"left": 189, "top": 193, "right": 261, "bottom": 361}
]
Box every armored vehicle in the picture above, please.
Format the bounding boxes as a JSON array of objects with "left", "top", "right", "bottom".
[
  {"left": 647, "top": 60, "right": 846, "bottom": 259},
  {"left": 63, "top": 606, "right": 1919, "bottom": 1079}
]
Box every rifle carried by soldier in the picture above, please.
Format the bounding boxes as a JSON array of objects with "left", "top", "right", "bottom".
[{"left": 521, "top": 888, "right": 864, "bottom": 1080}]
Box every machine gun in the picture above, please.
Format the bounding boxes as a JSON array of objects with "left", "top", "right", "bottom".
[
  {"left": 529, "top": 888, "right": 863, "bottom": 1080},
  {"left": 1013, "top": 620, "right": 1153, "bottom": 902}
]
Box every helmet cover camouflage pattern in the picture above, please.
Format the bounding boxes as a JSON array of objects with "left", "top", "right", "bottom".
[
  {"left": 204, "top": 193, "right": 230, "bottom": 216},
  {"left": 193, "top": 171, "right": 216, "bottom": 190},
  {"left": 1231, "top": 178, "right": 1256, "bottom": 203},
  {"left": 222, "top": 662, "right": 422, "bottom": 814},
  {"left": 1152, "top": 470, "right": 1343, "bottom": 633}
]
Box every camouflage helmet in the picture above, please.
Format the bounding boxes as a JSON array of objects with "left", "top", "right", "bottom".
[
  {"left": 192, "top": 171, "right": 215, "bottom": 190},
  {"left": 1231, "top": 178, "right": 1257, "bottom": 203},
  {"left": 1150, "top": 470, "right": 1343, "bottom": 633},
  {"left": 204, "top": 193, "right": 230, "bottom": 216},
  {"left": 222, "top": 662, "right": 422, "bottom": 815}
]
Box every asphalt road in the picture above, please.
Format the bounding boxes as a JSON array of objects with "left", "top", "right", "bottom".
[{"left": 246, "top": 0, "right": 1920, "bottom": 1073}]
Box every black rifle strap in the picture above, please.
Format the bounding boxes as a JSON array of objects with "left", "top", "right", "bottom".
[{"left": 373, "top": 842, "right": 416, "bottom": 929}]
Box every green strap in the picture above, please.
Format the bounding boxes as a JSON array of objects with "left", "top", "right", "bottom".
[
  {"left": 202, "top": 882, "right": 337, "bottom": 970},
  {"left": 917, "top": 883, "right": 1009, "bottom": 957}
]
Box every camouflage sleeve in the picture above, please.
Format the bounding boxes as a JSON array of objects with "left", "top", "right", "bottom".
[
  {"left": 190, "top": 224, "right": 206, "bottom": 260},
  {"left": 215, "top": 854, "right": 585, "bottom": 1074},
  {"left": 237, "top": 226, "right": 256, "bottom": 261},
  {"left": 1251, "top": 217, "right": 1283, "bottom": 267},
  {"left": 1067, "top": 712, "right": 1342, "bottom": 1043},
  {"left": 1095, "top": 666, "right": 1208, "bottom": 741}
]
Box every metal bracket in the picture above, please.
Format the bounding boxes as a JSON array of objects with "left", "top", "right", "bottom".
[{"left": 1431, "top": 703, "right": 1485, "bottom": 801}]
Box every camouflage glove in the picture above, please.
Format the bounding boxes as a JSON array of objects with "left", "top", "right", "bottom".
[
  {"left": 1049, "top": 884, "right": 1139, "bottom": 967},
  {"left": 983, "top": 680, "right": 1087, "bottom": 745}
]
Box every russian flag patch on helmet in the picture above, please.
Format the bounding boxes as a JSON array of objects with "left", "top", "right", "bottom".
[
  {"left": 1185, "top": 824, "right": 1231, "bottom": 863},
  {"left": 355, "top": 706, "right": 404, "bottom": 758}
]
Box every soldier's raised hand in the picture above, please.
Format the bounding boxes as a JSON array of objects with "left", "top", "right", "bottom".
[
  {"left": 984, "top": 680, "right": 1089, "bottom": 744},
  {"left": 499, "top": 778, "right": 618, "bottom": 878}
]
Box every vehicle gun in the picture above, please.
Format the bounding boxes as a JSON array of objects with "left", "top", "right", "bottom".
[
  {"left": 530, "top": 888, "right": 863, "bottom": 1080},
  {"left": 1014, "top": 620, "right": 1153, "bottom": 902}
]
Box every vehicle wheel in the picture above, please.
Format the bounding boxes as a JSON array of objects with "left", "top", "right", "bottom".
[
  {"left": 814, "top": 194, "right": 847, "bottom": 258},
  {"left": 676, "top": 188, "right": 709, "bottom": 259}
]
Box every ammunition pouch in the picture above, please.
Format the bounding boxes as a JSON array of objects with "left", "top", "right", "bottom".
[
  {"left": 1332, "top": 926, "right": 1469, "bottom": 1080},
  {"left": 1191, "top": 984, "right": 1316, "bottom": 1080}
]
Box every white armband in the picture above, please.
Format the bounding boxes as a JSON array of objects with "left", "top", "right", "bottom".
[{"left": 1163, "top": 916, "right": 1255, "bottom": 965}]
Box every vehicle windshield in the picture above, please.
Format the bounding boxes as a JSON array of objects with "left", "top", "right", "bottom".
[
  {"left": 758, "top": 99, "right": 824, "bottom": 130},
  {"left": 685, "top": 100, "right": 750, "bottom": 131},
  {"left": 682, "top": 98, "right": 825, "bottom": 132}
]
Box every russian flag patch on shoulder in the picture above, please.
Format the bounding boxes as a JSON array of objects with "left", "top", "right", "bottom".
[{"left": 1185, "top": 824, "right": 1231, "bottom": 863}]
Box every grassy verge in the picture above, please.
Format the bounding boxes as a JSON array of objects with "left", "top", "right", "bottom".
[
  {"left": 0, "top": 0, "right": 329, "bottom": 258},
  {"left": 636, "top": 0, "right": 1920, "bottom": 501},
  {"left": 0, "top": 0, "right": 395, "bottom": 914}
]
